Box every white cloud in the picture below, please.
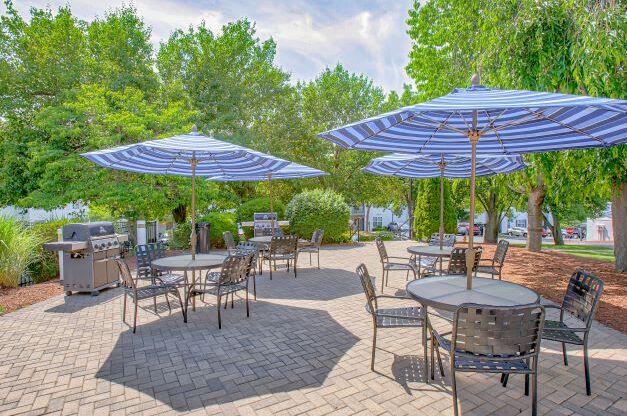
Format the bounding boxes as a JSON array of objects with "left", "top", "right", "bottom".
[{"left": 4, "top": 0, "right": 414, "bottom": 91}]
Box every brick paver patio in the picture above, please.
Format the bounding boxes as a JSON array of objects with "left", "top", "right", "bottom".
[{"left": 1, "top": 241, "right": 625, "bottom": 415}]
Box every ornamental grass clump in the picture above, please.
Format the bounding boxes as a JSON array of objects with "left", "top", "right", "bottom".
[{"left": 0, "top": 215, "right": 45, "bottom": 287}]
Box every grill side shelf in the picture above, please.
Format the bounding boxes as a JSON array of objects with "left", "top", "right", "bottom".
[{"left": 43, "top": 241, "right": 89, "bottom": 252}]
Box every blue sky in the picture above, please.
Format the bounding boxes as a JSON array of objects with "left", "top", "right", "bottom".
[{"left": 10, "top": 0, "right": 414, "bottom": 92}]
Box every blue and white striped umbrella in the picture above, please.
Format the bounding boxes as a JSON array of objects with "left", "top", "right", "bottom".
[
  {"left": 82, "top": 126, "right": 291, "bottom": 257},
  {"left": 319, "top": 85, "right": 627, "bottom": 154},
  {"left": 319, "top": 78, "right": 627, "bottom": 252},
  {"left": 82, "top": 128, "right": 289, "bottom": 177},
  {"left": 363, "top": 154, "right": 526, "bottom": 178},
  {"left": 364, "top": 153, "right": 525, "bottom": 249}
]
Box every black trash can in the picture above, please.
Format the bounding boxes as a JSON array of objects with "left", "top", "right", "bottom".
[{"left": 196, "top": 222, "right": 211, "bottom": 253}]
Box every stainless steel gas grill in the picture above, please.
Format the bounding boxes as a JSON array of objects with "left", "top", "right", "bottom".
[{"left": 43, "top": 222, "right": 128, "bottom": 296}]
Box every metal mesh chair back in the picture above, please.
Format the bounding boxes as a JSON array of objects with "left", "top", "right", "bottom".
[
  {"left": 217, "top": 254, "right": 251, "bottom": 286},
  {"left": 115, "top": 258, "right": 136, "bottom": 291},
  {"left": 223, "top": 231, "right": 236, "bottom": 251},
  {"left": 428, "top": 233, "right": 456, "bottom": 247},
  {"left": 448, "top": 247, "right": 482, "bottom": 274},
  {"left": 356, "top": 264, "right": 377, "bottom": 316},
  {"left": 561, "top": 270, "right": 604, "bottom": 327},
  {"left": 135, "top": 244, "right": 152, "bottom": 279},
  {"left": 494, "top": 240, "right": 509, "bottom": 265},
  {"left": 270, "top": 235, "right": 298, "bottom": 256},
  {"left": 453, "top": 303, "right": 545, "bottom": 358},
  {"left": 311, "top": 229, "right": 324, "bottom": 246},
  {"left": 375, "top": 237, "right": 388, "bottom": 262},
  {"left": 236, "top": 241, "right": 259, "bottom": 261}
]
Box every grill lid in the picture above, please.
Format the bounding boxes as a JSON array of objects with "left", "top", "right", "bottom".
[{"left": 62, "top": 222, "right": 115, "bottom": 241}]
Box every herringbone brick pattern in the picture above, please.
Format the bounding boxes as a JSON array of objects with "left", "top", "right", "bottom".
[{"left": 0, "top": 241, "right": 625, "bottom": 415}]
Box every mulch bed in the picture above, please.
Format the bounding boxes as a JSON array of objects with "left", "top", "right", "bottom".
[
  {"left": 0, "top": 280, "right": 64, "bottom": 315},
  {"left": 477, "top": 244, "right": 626, "bottom": 334},
  {"left": 1, "top": 246, "right": 625, "bottom": 333}
]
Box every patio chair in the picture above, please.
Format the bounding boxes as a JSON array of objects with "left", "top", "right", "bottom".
[
  {"left": 115, "top": 258, "right": 184, "bottom": 333},
  {"left": 447, "top": 247, "right": 482, "bottom": 275},
  {"left": 415, "top": 233, "right": 457, "bottom": 275},
  {"left": 191, "top": 253, "right": 253, "bottom": 329},
  {"left": 356, "top": 264, "right": 425, "bottom": 371},
  {"left": 432, "top": 303, "right": 545, "bottom": 416},
  {"left": 541, "top": 270, "right": 604, "bottom": 395},
  {"left": 298, "top": 229, "right": 324, "bottom": 269},
  {"left": 136, "top": 243, "right": 184, "bottom": 286},
  {"left": 375, "top": 237, "right": 418, "bottom": 292},
  {"left": 261, "top": 235, "right": 299, "bottom": 279},
  {"left": 223, "top": 231, "right": 237, "bottom": 253},
  {"left": 475, "top": 240, "right": 509, "bottom": 279},
  {"left": 428, "top": 233, "right": 456, "bottom": 247},
  {"left": 234, "top": 241, "right": 259, "bottom": 299}
]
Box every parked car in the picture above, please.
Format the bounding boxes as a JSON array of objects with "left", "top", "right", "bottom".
[
  {"left": 507, "top": 226, "right": 528, "bottom": 237},
  {"left": 457, "top": 222, "right": 480, "bottom": 236},
  {"left": 386, "top": 222, "right": 400, "bottom": 231}
]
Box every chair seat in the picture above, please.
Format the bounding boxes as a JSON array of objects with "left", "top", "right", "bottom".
[
  {"left": 127, "top": 285, "right": 177, "bottom": 300},
  {"left": 475, "top": 265, "right": 498, "bottom": 275},
  {"left": 375, "top": 306, "right": 424, "bottom": 327},
  {"left": 434, "top": 331, "right": 531, "bottom": 373},
  {"left": 542, "top": 320, "right": 584, "bottom": 345},
  {"left": 418, "top": 256, "right": 438, "bottom": 268},
  {"left": 384, "top": 262, "right": 416, "bottom": 271},
  {"left": 156, "top": 273, "right": 185, "bottom": 285},
  {"left": 205, "top": 271, "right": 221, "bottom": 284},
  {"left": 264, "top": 254, "right": 296, "bottom": 261},
  {"left": 193, "top": 282, "right": 247, "bottom": 296}
]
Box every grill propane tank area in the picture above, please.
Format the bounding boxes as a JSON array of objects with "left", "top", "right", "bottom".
[{"left": 43, "top": 222, "right": 128, "bottom": 296}]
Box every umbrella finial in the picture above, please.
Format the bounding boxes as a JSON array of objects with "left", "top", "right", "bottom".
[
  {"left": 191, "top": 124, "right": 198, "bottom": 133},
  {"left": 471, "top": 73, "right": 480, "bottom": 86}
]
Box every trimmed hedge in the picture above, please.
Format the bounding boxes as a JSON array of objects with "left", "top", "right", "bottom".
[
  {"left": 171, "top": 212, "right": 238, "bottom": 250},
  {"left": 236, "top": 197, "right": 285, "bottom": 221},
  {"left": 286, "top": 189, "right": 350, "bottom": 243}
]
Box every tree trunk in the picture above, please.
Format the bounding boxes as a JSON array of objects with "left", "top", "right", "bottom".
[
  {"left": 484, "top": 191, "right": 499, "bottom": 243},
  {"left": 365, "top": 204, "right": 370, "bottom": 232},
  {"left": 551, "top": 210, "right": 564, "bottom": 246},
  {"left": 406, "top": 180, "right": 415, "bottom": 240},
  {"left": 527, "top": 177, "right": 546, "bottom": 252},
  {"left": 612, "top": 180, "right": 626, "bottom": 272},
  {"left": 172, "top": 203, "right": 187, "bottom": 224}
]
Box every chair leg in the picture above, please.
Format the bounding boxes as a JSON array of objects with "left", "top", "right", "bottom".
[
  {"left": 385, "top": 270, "right": 389, "bottom": 287},
  {"left": 294, "top": 261, "right": 297, "bottom": 278},
  {"left": 532, "top": 363, "right": 539, "bottom": 416},
  {"left": 245, "top": 288, "right": 250, "bottom": 318},
  {"left": 269, "top": 262, "right": 273, "bottom": 280},
  {"left": 173, "top": 289, "right": 186, "bottom": 321},
  {"left": 502, "top": 374, "right": 509, "bottom": 387},
  {"left": 583, "top": 342, "right": 591, "bottom": 395},
  {"left": 164, "top": 292, "right": 171, "bottom": 312},
  {"left": 525, "top": 358, "right": 530, "bottom": 396},
  {"left": 153, "top": 296, "right": 157, "bottom": 313},
  {"left": 252, "top": 275, "right": 257, "bottom": 300},
  {"left": 436, "top": 343, "right": 444, "bottom": 377},
  {"left": 317, "top": 250, "right": 320, "bottom": 269},
  {"left": 133, "top": 301, "right": 138, "bottom": 333},
  {"left": 381, "top": 266, "right": 385, "bottom": 293},
  {"left": 371, "top": 326, "right": 377, "bottom": 371},
  {"left": 451, "top": 366, "right": 458, "bottom": 416},
  {"left": 406, "top": 269, "right": 409, "bottom": 281},
  {"left": 430, "top": 335, "right": 435, "bottom": 380},
  {"left": 231, "top": 292, "right": 234, "bottom": 309},
  {"left": 562, "top": 343, "right": 568, "bottom": 366},
  {"left": 224, "top": 294, "right": 229, "bottom": 309},
  {"left": 122, "top": 292, "right": 127, "bottom": 324},
  {"left": 217, "top": 295, "right": 222, "bottom": 329},
  {"left": 309, "top": 252, "right": 312, "bottom": 265}
]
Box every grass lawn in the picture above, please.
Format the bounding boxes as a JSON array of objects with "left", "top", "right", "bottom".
[{"left": 510, "top": 243, "right": 615, "bottom": 262}]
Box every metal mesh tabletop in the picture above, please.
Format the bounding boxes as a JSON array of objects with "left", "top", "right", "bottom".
[{"left": 151, "top": 254, "right": 226, "bottom": 271}]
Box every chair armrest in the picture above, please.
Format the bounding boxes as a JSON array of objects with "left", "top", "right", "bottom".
[
  {"left": 376, "top": 294, "right": 412, "bottom": 301},
  {"left": 477, "top": 259, "right": 498, "bottom": 266}
]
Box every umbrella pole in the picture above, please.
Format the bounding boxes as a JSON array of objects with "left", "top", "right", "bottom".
[
  {"left": 466, "top": 130, "right": 480, "bottom": 289},
  {"left": 269, "top": 173, "right": 274, "bottom": 236},
  {"left": 190, "top": 155, "right": 198, "bottom": 260},
  {"left": 438, "top": 155, "right": 445, "bottom": 250}
]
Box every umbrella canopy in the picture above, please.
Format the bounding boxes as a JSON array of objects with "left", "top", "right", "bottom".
[
  {"left": 210, "top": 162, "right": 327, "bottom": 234},
  {"left": 363, "top": 153, "right": 526, "bottom": 248},
  {"left": 82, "top": 126, "right": 290, "bottom": 258},
  {"left": 319, "top": 76, "right": 627, "bottom": 288},
  {"left": 363, "top": 154, "right": 526, "bottom": 178}
]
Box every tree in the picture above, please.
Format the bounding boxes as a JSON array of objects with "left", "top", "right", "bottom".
[
  {"left": 476, "top": 175, "right": 522, "bottom": 243},
  {"left": 413, "top": 178, "right": 456, "bottom": 240}
]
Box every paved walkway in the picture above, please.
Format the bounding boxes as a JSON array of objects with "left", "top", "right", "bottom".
[{"left": 0, "top": 241, "right": 625, "bottom": 415}]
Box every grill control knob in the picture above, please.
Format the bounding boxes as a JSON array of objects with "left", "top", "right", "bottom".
[
  {"left": 107, "top": 241, "right": 112, "bottom": 247},
  {"left": 113, "top": 240, "right": 118, "bottom": 246}
]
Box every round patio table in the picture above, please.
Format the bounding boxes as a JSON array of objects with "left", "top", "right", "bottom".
[
  {"left": 406, "top": 274, "right": 540, "bottom": 380},
  {"left": 151, "top": 253, "right": 227, "bottom": 322},
  {"left": 249, "top": 236, "right": 311, "bottom": 247},
  {"left": 407, "top": 245, "right": 453, "bottom": 275}
]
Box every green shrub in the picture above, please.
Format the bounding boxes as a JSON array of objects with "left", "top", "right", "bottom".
[
  {"left": 413, "top": 178, "right": 456, "bottom": 240},
  {"left": 0, "top": 215, "right": 45, "bottom": 287},
  {"left": 171, "top": 222, "right": 191, "bottom": 250},
  {"left": 199, "top": 212, "right": 238, "bottom": 248},
  {"left": 286, "top": 189, "right": 350, "bottom": 243},
  {"left": 236, "top": 197, "right": 285, "bottom": 221},
  {"left": 29, "top": 219, "right": 71, "bottom": 283}
]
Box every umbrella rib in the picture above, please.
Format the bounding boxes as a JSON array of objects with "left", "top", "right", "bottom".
[
  {"left": 482, "top": 110, "right": 508, "bottom": 153},
  {"left": 415, "top": 113, "right": 457, "bottom": 153},
  {"left": 413, "top": 113, "right": 468, "bottom": 135},
  {"left": 457, "top": 111, "right": 472, "bottom": 132},
  {"left": 478, "top": 109, "right": 508, "bottom": 135},
  {"left": 522, "top": 108, "right": 606, "bottom": 145},
  {"left": 163, "top": 149, "right": 185, "bottom": 175}
]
